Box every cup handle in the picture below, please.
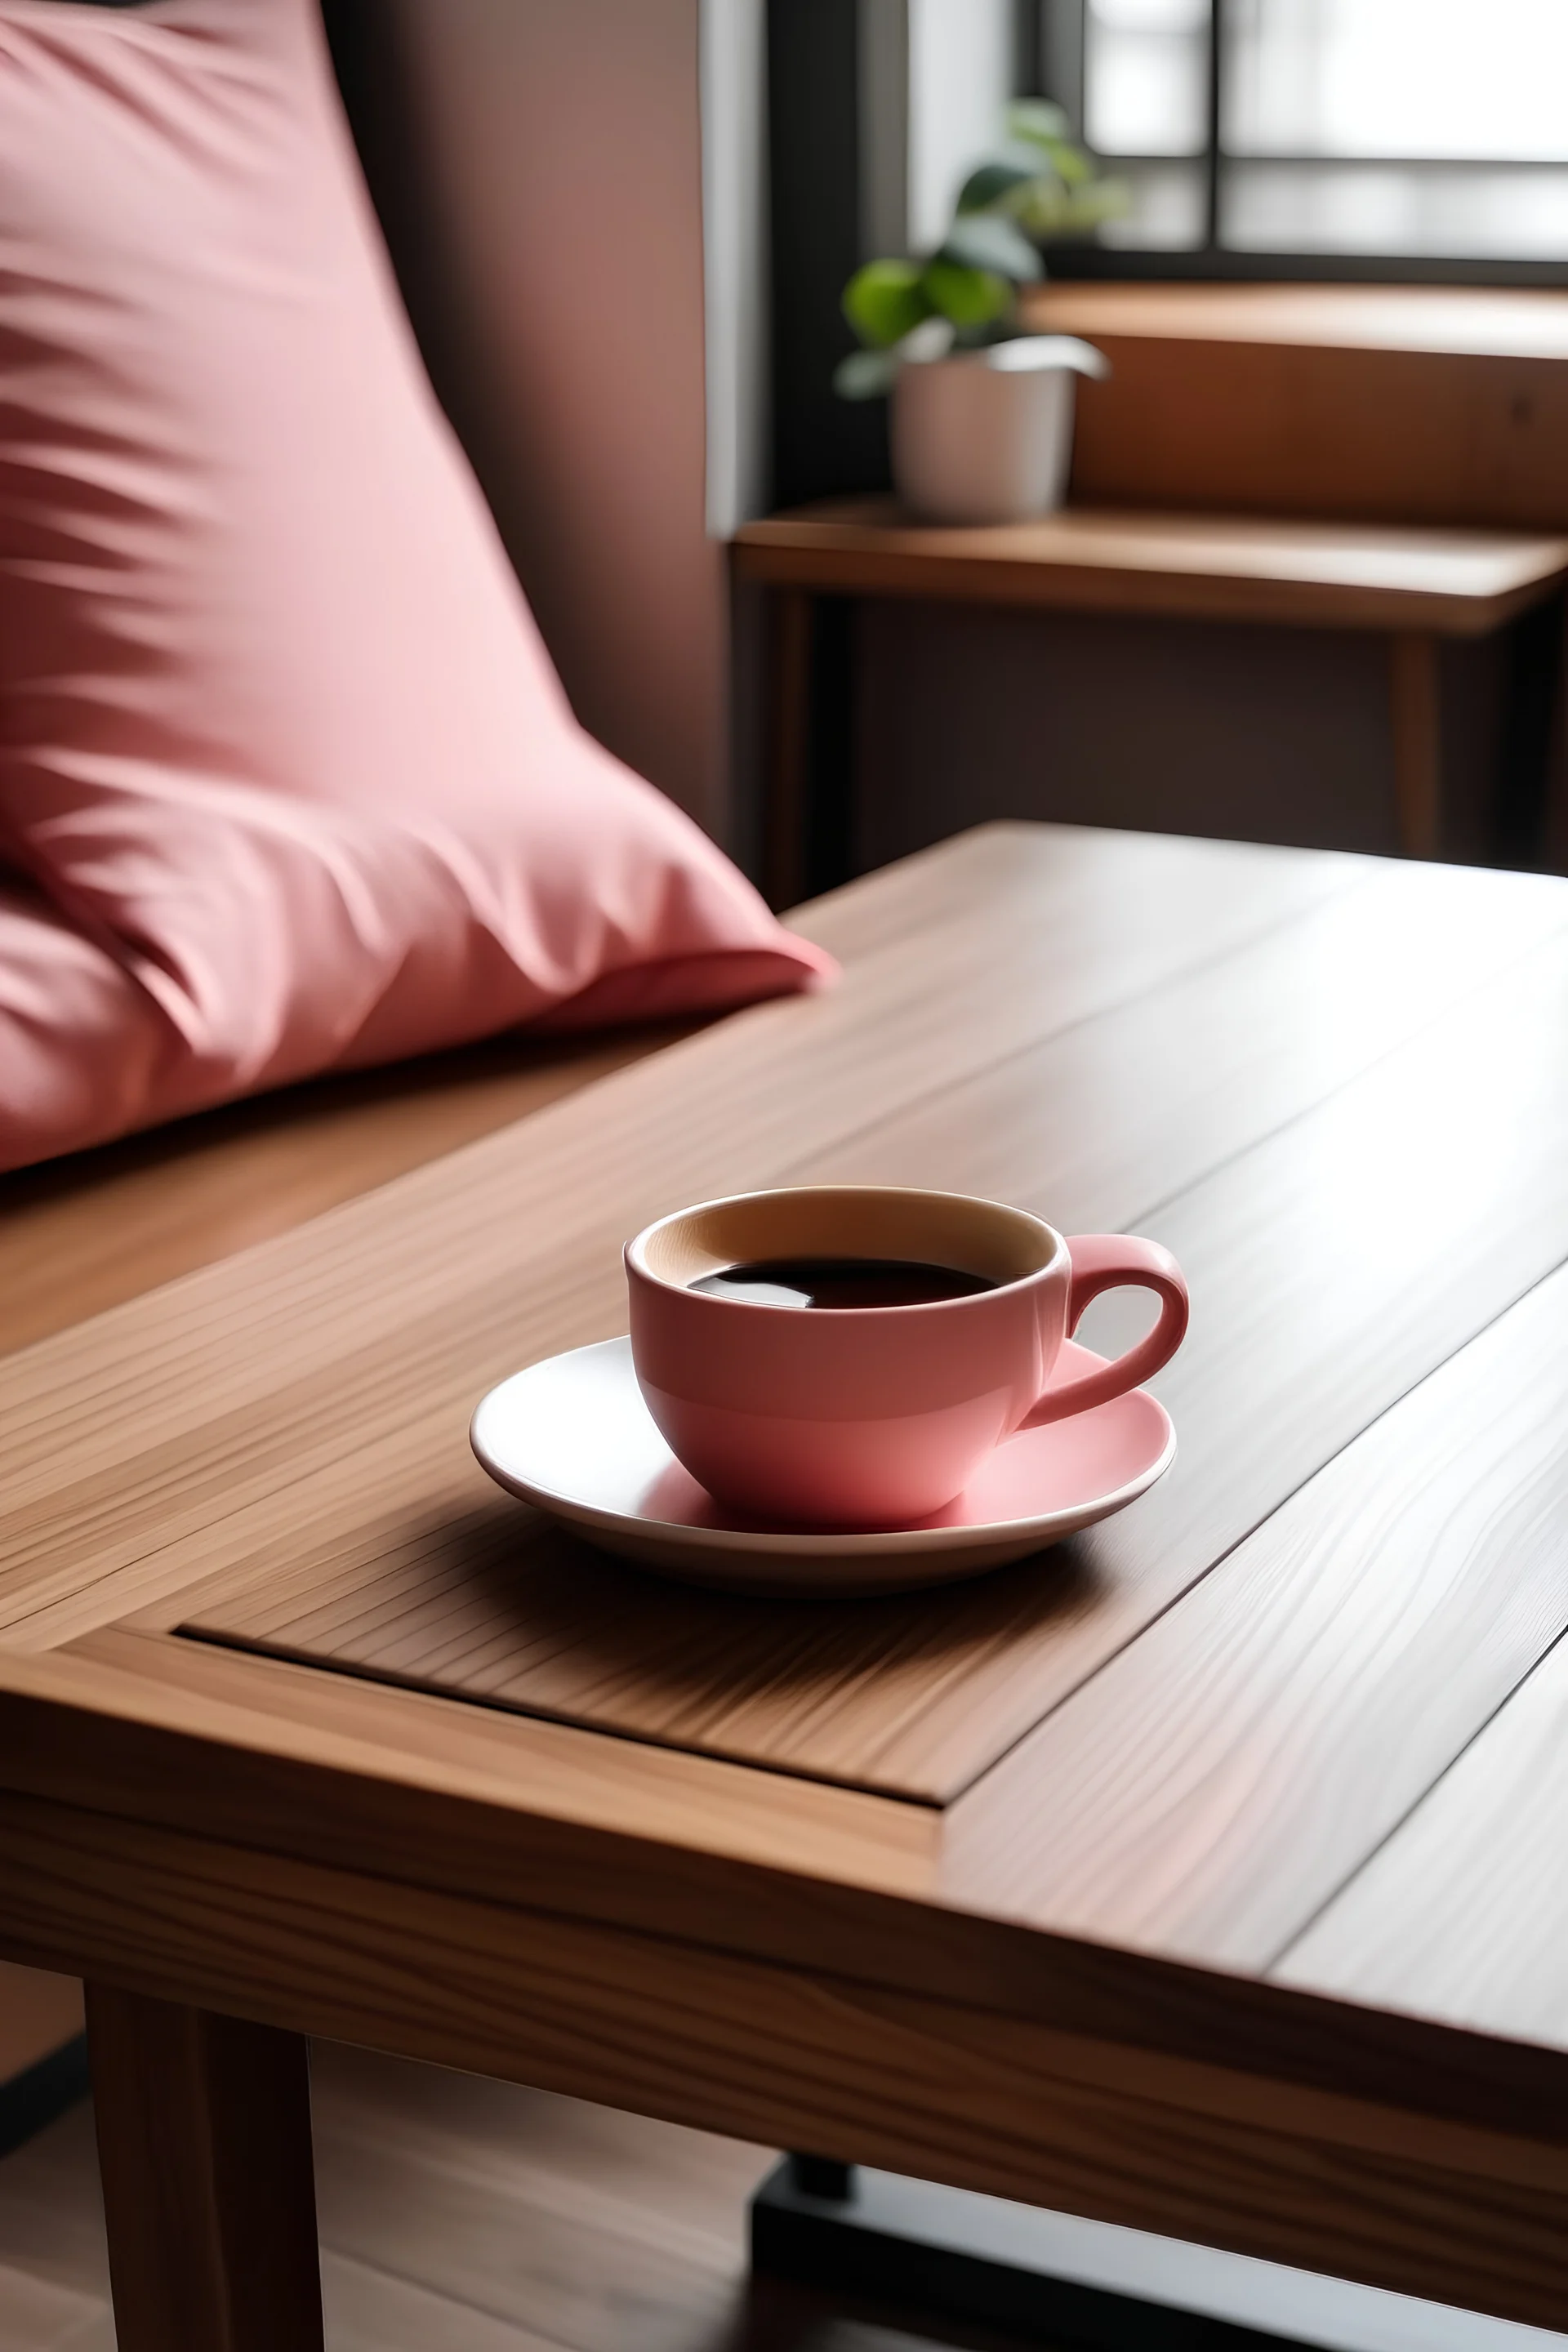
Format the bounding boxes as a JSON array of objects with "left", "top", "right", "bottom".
[{"left": 1019, "top": 1234, "right": 1188, "bottom": 1430}]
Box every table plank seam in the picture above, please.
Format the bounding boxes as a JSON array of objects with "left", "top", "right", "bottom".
[
  {"left": 179, "top": 1215, "right": 1568, "bottom": 1815},
  {"left": 2, "top": 1630, "right": 943, "bottom": 1911},
  {"left": 924, "top": 914, "right": 1568, "bottom": 1812},
  {"left": 947, "top": 1236, "right": 1568, "bottom": 1809},
  {"left": 0, "top": 844, "right": 1370, "bottom": 1656},
  {"left": 766, "top": 862, "right": 1388, "bottom": 1192},
  {"left": 172, "top": 1624, "right": 949, "bottom": 1810},
  {"left": 1263, "top": 1607, "right": 1568, "bottom": 1983},
  {"left": 140, "top": 902, "right": 1568, "bottom": 1806},
  {"left": 1122, "top": 922, "right": 1568, "bottom": 1235}
]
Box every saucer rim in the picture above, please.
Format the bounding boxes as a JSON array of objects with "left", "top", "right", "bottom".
[{"left": 470, "top": 1336, "right": 1175, "bottom": 1557}]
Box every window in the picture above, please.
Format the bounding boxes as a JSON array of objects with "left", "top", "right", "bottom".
[{"left": 1039, "top": 0, "right": 1568, "bottom": 274}]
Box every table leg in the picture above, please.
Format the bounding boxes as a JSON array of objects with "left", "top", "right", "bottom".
[
  {"left": 764, "top": 586, "right": 814, "bottom": 912},
  {"left": 1388, "top": 630, "right": 1442, "bottom": 860},
  {"left": 86, "top": 1984, "right": 324, "bottom": 2352}
]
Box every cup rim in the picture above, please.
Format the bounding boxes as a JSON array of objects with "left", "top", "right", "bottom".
[{"left": 625, "top": 1184, "right": 1065, "bottom": 1312}]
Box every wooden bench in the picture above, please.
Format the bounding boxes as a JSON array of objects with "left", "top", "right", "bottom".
[{"left": 0, "top": 1022, "right": 697, "bottom": 1364}]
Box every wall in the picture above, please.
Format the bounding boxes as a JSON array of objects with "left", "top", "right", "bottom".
[
  {"left": 703, "top": 0, "right": 770, "bottom": 542},
  {"left": 324, "top": 0, "right": 733, "bottom": 841},
  {"left": 859, "top": 0, "right": 1015, "bottom": 256}
]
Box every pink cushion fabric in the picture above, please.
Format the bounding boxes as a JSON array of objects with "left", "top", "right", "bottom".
[
  {"left": 0, "top": 872, "right": 185, "bottom": 1165},
  {"left": 0, "top": 0, "right": 831, "bottom": 1174}
]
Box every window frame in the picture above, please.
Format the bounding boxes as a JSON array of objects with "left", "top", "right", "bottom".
[{"left": 1031, "top": 0, "right": 1568, "bottom": 287}]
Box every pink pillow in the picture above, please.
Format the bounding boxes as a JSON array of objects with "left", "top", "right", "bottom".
[
  {"left": 0, "top": 0, "right": 831, "bottom": 1174},
  {"left": 0, "top": 873, "right": 188, "bottom": 1166}
]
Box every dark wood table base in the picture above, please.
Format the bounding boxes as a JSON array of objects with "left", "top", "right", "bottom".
[{"left": 754, "top": 2158, "right": 1486, "bottom": 2352}]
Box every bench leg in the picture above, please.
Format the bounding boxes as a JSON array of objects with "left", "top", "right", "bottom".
[
  {"left": 86, "top": 1984, "right": 323, "bottom": 2352},
  {"left": 1389, "top": 630, "right": 1443, "bottom": 860}
]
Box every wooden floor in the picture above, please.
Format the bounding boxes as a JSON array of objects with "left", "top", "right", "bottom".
[{"left": 0, "top": 2042, "right": 994, "bottom": 2352}]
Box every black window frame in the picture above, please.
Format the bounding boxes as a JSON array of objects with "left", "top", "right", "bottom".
[{"left": 1033, "top": 0, "right": 1568, "bottom": 287}]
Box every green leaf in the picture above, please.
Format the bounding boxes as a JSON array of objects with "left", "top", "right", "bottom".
[
  {"left": 1047, "top": 140, "right": 1095, "bottom": 185},
  {"left": 1017, "top": 175, "right": 1131, "bottom": 238},
  {"left": 920, "top": 259, "right": 1014, "bottom": 331},
  {"left": 940, "top": 212, "right": 1044, "bottom": 283},
  {"left": 833, "top": 346, "right": 902, "bottom": 400},
  {"left": 1007, "top": 97, "right": 1071, "bottom": 149},
  {"left": 955, "top": 158, "right": 1039, "bottom": 214},
  {"left": 842, "top": 259, "right": 933, "bottom": 350}
]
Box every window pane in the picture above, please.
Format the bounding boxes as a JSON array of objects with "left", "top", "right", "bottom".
[
  {"left": 1223, "top": 162, "right": 1568, "bottom": 256},
  {"left": 1225, "top": 0, "right": 1568, "bottom": 163},
  {"left": 1085, "top": 0, "right": 1209, "bottom": 157},
  {"left": 906, "top": 0, "right": 1015, "bottom": 251},
  {"left": 1100, "top": 161, "right": 1209, "bottom": 245}
]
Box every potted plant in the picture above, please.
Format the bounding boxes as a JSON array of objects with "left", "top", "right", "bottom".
[{"left": 835, "top": 102, "right": 1124, "bottom": 525}]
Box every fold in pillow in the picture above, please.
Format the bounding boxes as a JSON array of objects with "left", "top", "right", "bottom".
[
  {"left": 0, "top": 0, "right": 831, "bottom": 1174},
  {"left": 0, "top": 873, "right": 183, "bottom": 1168}
]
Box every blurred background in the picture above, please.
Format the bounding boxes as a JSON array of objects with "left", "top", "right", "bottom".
[{"left": 318, "top": 1, "right": 1568, "bottom": 882}]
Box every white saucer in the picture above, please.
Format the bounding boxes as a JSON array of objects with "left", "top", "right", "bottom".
[{"left": 470, "top": 1337, "right": 1174, "bottom": 1595}]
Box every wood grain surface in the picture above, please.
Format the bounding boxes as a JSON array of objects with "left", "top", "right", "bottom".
[
  {"left": 178, "top": 866, "right": 1568, "bottom": 1800},
  {"left": 16, "top": 1628, "right": 941, "bottom": 1917},
  {"left": 0, "top": 1027, "right": 688, "bottom": 1361},
  {"left": 1022, "top": 283, "right": 1568, "bottom": 357},
  {"left": 1020, "top": 283, "right": 1568, "bottom": 530},
  {"left": 5, "top": 1793, "right": 1568, "bottom": 2332},
  {"left": 11, "top": 1628, "right": 1568, "bottom": 2162},
  {"left": 733, "top": 501, "right": 1568, "bottom": 635},
  {"left": 0, "top": 826, "right": 1360, "bottom": 1658},
  {"left": 86, "top": 1985, "right": 323, "bottom": 2352},
  {"left": 8, "top": 821, "right": 1568, "bottom": 2332},
  {"left": 1278, "top": 1591, "right": 1568, "bottom": 2051},
  {"left": 947, "top": 1258, "right": 1568, "bottom": 1967}
]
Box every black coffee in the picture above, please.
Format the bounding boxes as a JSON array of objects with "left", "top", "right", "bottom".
[{"left": 691, "top": 1256, "right": 996, "bottom": 1311}]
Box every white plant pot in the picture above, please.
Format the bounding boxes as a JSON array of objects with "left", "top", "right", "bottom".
[{"left": 891, "top": 335, "right": 1108, "bottom": 526}]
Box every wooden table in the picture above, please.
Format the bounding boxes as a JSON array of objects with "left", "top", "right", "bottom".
[
  {"left": 735, "top": 499, "right": 1568, "bottom": 902},
  {"left": 5, "top": 822, "right": 1568, "bottom": 2346}
]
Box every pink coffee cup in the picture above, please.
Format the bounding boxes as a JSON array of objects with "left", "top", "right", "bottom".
[{"left": 626, "top": 1186, "right": 1187, "bottom": 1527}]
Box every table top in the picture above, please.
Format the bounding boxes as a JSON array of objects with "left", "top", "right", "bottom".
[
  {"left": 5, "top": 823, "right": 1568, "bottom": 2326},
  {"left": 733, "top": 497, "right": 1568, "bottom": 634}
]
